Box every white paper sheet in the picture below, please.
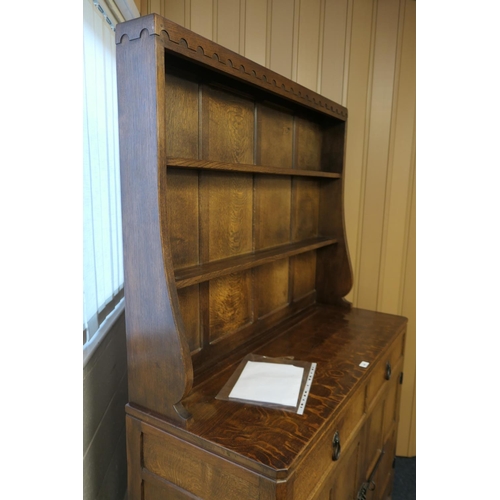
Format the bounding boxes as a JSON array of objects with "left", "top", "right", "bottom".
[{"left": 228, "top": 361, "right": 304, "bottom": 407}]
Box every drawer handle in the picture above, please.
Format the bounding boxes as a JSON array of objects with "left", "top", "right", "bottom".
[
  {"left": 385, "top": 361, "right": 392, "bottom": 381},
  {"left": 332, "top": 431, "right": 341, "bottom": 461}
]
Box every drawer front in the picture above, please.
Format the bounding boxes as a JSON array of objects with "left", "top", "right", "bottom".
[
  {"left": 363, "top": 363, "right": 401, "bottom": 480},
  {"left": 293, "top": 384, "right": 366, "bottom": 500},
  {"left": 311, "top": 438, "right": 363, "bottom": 500},
  {"left": 141, "top": 423, "right": 263, "bottom": 500},
  {"left": 365, "top": 332, "right": 404, "bottom": 410}
]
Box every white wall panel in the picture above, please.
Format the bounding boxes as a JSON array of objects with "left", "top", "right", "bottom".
[
  {"left": 163, "top": 0, "right": 185, "bottom": 24},
  {"left": 269, "top": 0, "right": 295, "bottom": 78},
  {"left": 244, "top": 0, "right": 267, "bottom": 66},
  {"left": 379, "top": 0, "right": 415, "bottom": 315},
  {"left": 191, "top": 0, "right": 213, "bottom": 39},
  {"left": 356, "top": 0, "right": 401, "bottom": 311},
  {"left": 320, "top": 0, "right": 349, "bottom": 103},
  {"left": 343, "top": 0, "right": 374, "bottom": 305},
  {"left": 217, "top": 0, "right": 241, "bottom": 51},
  {"left": 295, "top": 0, "right": 321, "bottom": 91}
]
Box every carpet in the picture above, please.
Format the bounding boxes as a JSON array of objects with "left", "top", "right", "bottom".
[{"left": 392, "top": 456, "right": 416, "bottom": 500}]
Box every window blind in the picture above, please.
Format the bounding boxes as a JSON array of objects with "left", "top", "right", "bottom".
[{"left": 83, "top": 0, "right": 128, "bottom": 364}]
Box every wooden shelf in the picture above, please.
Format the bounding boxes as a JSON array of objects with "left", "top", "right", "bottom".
[
  {"left": 167, "top": 157, "right": 341, "bottom": 179},
  {"left": 175, "top": 237, "right": 338, "bottom": 289}
]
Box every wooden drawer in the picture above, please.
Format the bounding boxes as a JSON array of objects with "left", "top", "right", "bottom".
[
  {"left": 142, "top": 423, "right": 264, "bottom": 500},
  {"left": 293, "top": 384, "right": 366, "bottom": 500},
  {"left": 365, "top": 333, "right": 404, "bottom": 410},
  {"left": 311, "top": 436, "right": 363, "bottom": 500}
]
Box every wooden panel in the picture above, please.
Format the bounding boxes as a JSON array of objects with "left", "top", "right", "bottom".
[
  {"left": 254, "top": 175, "right": 291, "bottom": 250},
  {"left": 201, "top": 171, "right": 253, "bottom": 261},
  {"left": 294, "top": 386, "right": 365, "bottom": 500},
  {"left": 382, "top": 373, "right": 399, "bottom": 441},
  {"left": 116, "top": 24, "right": 193, "bottom": 422},
  {"left": 295, "top": 116, "right": 323, "bottom": 170},
  {"left": 254, "top": 259, "right": 289, "bottom": 319},
  {"left": 144, "top": 472, "right": 205, "bottom": 500},
  {"left": 296, "top": 0, "right": 321, "bottom": 91},
  {"left": 165, "top": 72, "right": 199, "bottom": 159},
  {"left": 311, "top": 439, "right": 362, "bottom": 500},
  {"left": 256, "top": 104, "right": 293, "bottom": 168},
  {"left": 177, "top": 285, "right": 201, "bottom": 353},
  {"left": 365, "top": 334, "right": 404, "bottom": 409},
  {"left": 125, "top": 416, "right": 143, "bottom": 500},
  {"left": 291, "top": 250, "right": 316, "bottom": 301},
  {"left": 244, "top": 0, "right": 267, "bottom": 66},
  {"left": 164, "top": 73, "right": 200, "bottom": 268},
  {"left": 363, "top": 398, "right": 384, "bottom": 478},
  {"left": 176, "top": 238, "right": 336, "bottom": 288},
  {"left": 321, "top": 121, "right": 346, "bottom": 174},
  {"left": 364, "top": 429, "right": 396, "bottom": 500},
  {"left": 201, "top": 85, "right": 254, "bottom": 164},
  {"left": 208, "top": 271, "right": 253, "bottom": 342},
  {"left": 143, "top": 425, "right": 261, "bottom": 499},
  {"left": 167, "top": 158, "right": 339, "bottom": 178},
  {"left": 131, "top": 307, "right": 407, "bottom": 473},
  {"left": 378, "top": 429, "right": 398, "bottom": 499},
  {"left": 292, "top": 178, "right": 320, "bottom": 241},
  {"left": 333, "top": 440, "right": 362, "bottom": 500},
  {"left": 166, "top": 168, "right": 199, "bottom": 269},
  {"left": 144, "top": 479, "right": 183, "bottom": 499}
]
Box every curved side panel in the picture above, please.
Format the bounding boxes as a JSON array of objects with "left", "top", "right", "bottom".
[
  {"left": 117, "top": 28, "right": 193, "bottom": 424},
  {"left": 316, "top": 121, "right": 354, "bottom": 305}
]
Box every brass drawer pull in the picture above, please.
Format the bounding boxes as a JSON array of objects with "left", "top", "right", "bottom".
[{"left": 332, "top": 431, "right": 341, "bottom": 461}]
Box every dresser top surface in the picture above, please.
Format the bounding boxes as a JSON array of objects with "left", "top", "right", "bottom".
[{"left": 128, "top": 306, "right": 406, "bottom": 475}]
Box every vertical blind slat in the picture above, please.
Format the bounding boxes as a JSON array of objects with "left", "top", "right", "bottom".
[{"left": 83, "top": 0, "right": 124, "bottom": 344}]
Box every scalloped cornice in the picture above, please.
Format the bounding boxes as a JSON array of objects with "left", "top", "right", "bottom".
[{"left": 116, "top": 14, "right": 347, "bottom": 121}]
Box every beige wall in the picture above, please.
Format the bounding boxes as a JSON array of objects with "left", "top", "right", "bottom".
[{"left": 140, "top": 0, "right": 416, "bottom": 457}]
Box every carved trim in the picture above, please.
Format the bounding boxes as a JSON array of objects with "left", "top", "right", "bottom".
[{"left": 116, "top": 14, "right": 347, "bottom": 120}]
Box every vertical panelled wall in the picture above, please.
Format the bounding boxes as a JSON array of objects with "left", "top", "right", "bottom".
[{"left": 140, "top": 0, "right": 416, "bottom": 457}]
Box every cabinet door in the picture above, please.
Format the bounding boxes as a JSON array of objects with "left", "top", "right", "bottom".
[
  {"left": 360, "top": 370, "right": 402, "bottom": 500},
  {"left": 312, "top": 437, "right": 363, "bottom": 500}
]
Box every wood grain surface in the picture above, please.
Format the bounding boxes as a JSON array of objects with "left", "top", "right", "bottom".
[
  {"left": 128, "top": 306, "right": 406, "bottom": 474},
  {"left": 166, "top": 158, "right": 341, "bottom": 179}
]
